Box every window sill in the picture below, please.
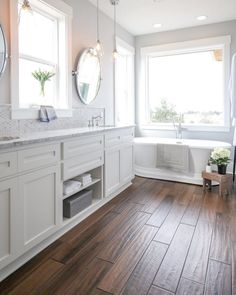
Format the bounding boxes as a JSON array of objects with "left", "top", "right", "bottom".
[
  {"left": 11, "top": 108, "right": 73, "bottom": 120},
  {"left": 140, "top": 124, "right": 230, "bottom": 133}
]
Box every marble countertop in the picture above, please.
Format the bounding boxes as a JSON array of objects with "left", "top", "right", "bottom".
[{"left": 0, "top": 125, "right": 135, "bottom": 150}]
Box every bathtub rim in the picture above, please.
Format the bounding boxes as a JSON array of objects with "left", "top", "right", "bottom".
[{"left": 134, "top": 137, "right": 232, "bottom": 150}]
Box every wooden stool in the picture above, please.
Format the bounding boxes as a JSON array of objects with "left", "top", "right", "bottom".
[{"left": 202, "top": 171, "right": 232, "bottom": 197}]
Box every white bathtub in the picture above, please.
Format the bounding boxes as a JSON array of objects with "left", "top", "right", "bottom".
[{"left": 134, "top": 137, "right": 231, "bottom": 185}]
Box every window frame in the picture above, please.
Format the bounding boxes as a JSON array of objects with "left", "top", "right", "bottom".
[
  {"left": 10, "top": 0, "right": 73, "bottom": 119},
  {"left": 139, "top": 36, "right": 231, "bottom": 132}
]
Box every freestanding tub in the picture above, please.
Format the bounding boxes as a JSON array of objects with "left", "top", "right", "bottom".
[{"left": 134, "top": 137, "right": 231, "bottom": 185}]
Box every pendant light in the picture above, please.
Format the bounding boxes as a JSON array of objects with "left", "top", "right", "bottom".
[
  {"left": 95, "top": 0, "right": 102, "bottom": 54},
  {"left": 18, "top": 0, "right": 33, "bottom": 24},
  {"left": 111, "top": 0, "right": 119, "bottom": 59},
  {"left": 21, "top": 0, "right": 33, "bottom": 13}
]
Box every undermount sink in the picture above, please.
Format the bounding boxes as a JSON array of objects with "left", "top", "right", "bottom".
[{"left": 0, "top": 136, "right": 20, "bottom": 142}]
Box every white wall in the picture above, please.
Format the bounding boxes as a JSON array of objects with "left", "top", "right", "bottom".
[
  {"left": 0, "top": 0, "right": 11, "bottom": 105},
  {"left": 0, "top": 0, "right": 134, "bottom": 124},
  {"left": 135, "top": 20, "right": 236, "bottom": 144},
  {"left": 1, "top": 0, "right": 236, "bottom": 136}
]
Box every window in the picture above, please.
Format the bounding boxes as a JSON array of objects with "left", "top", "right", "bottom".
[
  {"left": 10, "top": 0, "right": 72, "bottom": 118},
  {"left": 115, "top": 38, "right": 135, "bottom": 125},
  {"left": 140, "top": 36, "right": 231, "bottom": 130}
]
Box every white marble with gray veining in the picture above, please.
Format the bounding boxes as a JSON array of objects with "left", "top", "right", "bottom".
[
  {"left": 0, "top": 125, "right": 135, "bottom": 150},
  {"left": 0, "top": 106, "right": 105, "bottom": 137}
]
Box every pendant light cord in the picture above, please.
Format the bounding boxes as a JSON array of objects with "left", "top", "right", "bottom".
[
  {"left": 114, "top": 1, "right": 117, "bottom": 50},
  {"left": 97, "top": 0, "right": 99, "bottom": 41}
]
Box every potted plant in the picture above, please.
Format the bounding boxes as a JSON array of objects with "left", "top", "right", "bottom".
[
  {"left": 210, "top": 147, "right": 230, "bottom": 175},
  {"left": 32, "top": 69, "right": 55, "bottom": 97}
]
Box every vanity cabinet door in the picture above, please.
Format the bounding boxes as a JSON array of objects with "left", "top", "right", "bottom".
[
  {"left": 0, "top": 178, "right": 19, "bottom": 270},
  {"left": 120, "top": 144, "right": 134, "bottom": 185},
  {"left": 18, "top": 165, "right": 60, "bottom": 252},
  {"left": 105, "top": 147, "right": 120, "bottom": 197},
  {"left": 104, "top": 128, "right": 135, "bottom": 198}
]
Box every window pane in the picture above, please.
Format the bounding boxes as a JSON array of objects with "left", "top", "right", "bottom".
[
  {"left": 19, "top": 3, "right": 57, "bottom": 62},
  {"left": 19, "top": 58, "right": 55, "bottom": 108},
  {"left": 116, "top": 54, "right": 134, "bottom": 124},
  {"left": 148, "top": 50, "right": 224, "bottom": 125}
]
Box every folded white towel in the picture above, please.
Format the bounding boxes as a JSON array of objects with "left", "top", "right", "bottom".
[
  {"left": 81, "top": 179, "right": 92, "bottom": 186},
  {"left": 157, "top": 143, "right": 189, "bottom": 172},
  {"left": 63, "top": 180, "right": 81, "bottom": 195},
  {"left": 76, "top": 174, "right": 92, "bottom": 186}
]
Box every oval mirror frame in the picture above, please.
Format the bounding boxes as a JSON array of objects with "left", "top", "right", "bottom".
[
  {"left": 0, "top": 24, "right": 8, "bottom": 78},
  {"left": 75, "top": 48, "right": 101, "bottom": 105}
]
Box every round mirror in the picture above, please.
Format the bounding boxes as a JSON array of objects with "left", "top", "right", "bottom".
[
  {"left": 75, "top": 48, "right": 101, "bottom": 105},
  {"left": 0, "top": 24, "right": 7, "bottom": 78}
]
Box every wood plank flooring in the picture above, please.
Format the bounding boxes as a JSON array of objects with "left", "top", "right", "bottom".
[{"left": 0, "top": 176, "right": 235, "bottom": 295}]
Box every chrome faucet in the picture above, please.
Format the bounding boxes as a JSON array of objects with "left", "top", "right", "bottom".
[
  {"left": 92, "top": 115, "right": 103, "bottom": 127},
  {"left": 88, "top": 115, "right": 103, "bottom": 127},
  {"left": 175, "top": 121, "right": 183, "bottom": 139},
  {"left": 173, "top": 114, "right": 186, "bottom": 139}
]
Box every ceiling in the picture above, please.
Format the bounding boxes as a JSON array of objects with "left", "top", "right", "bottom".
[{"left": 88, "top": 0, "right": 236, "bottom": 36}]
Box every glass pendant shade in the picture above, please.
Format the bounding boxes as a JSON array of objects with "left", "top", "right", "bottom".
[
  {"left": 111, "top": 0, "right": 119, "bottom": 59},
  {"left": 95, "top": 0, "right": 103, "bottom": 56},
  {"left": 96, "top": 40, "right": 102, "bottom": 52},
  {"left": 18, "top": 0, "right": 33, "bottom": 24},
  {"left": 113, "top": 48, "right": 118, "bottom": 59},
  {"left": 95, "top": 39, "right": 103, "bottom": 57},
  {"left": 21, "top": 0, "right": 33, "bottom": 13}
]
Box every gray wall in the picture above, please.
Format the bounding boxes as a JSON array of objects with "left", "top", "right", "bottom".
[
  {"left": 0, "top": 0, "right": 135, "bottom": 124},
  {"left": 135, "top": 20, "right": 236, "bottom": 144}
]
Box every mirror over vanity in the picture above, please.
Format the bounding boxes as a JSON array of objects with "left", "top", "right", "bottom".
[
  {"left": 75, "top": 48, "right": 101, "bottom": 105},
  {"left": 0, "top": 24, "right": 7, "bottom": 77}
]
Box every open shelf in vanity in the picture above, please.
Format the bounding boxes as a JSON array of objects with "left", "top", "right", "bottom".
[
  {"left": 63, "top": 178, "right": 101, "bottom": 200},
  {"left": 61, "top": 133, "right": 104, "bottom": 224},
  {"left": 62, "top": 165, "right": 104, "bottom": 225}
]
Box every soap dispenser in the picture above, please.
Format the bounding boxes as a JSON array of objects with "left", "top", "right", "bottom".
[{"left": 206, "top": 160, "right": 212, "bottom": 173}]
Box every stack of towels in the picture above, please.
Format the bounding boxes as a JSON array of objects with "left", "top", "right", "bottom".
[
  {"left": 63, "top": 180, "right": 81, "bottom": 195},
  {"left": 76, "top": 173, "right": 92, "bottom": 186}
]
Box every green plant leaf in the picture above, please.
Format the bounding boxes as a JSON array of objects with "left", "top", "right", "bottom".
[{"left": 32, "top": 69, "right": 55, "bottom": 97}]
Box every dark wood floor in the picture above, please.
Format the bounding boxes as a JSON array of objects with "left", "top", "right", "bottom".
[{"left": 0, "top": 177, "right": 236, "bottom": 295}]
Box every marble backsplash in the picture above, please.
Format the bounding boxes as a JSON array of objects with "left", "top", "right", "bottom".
[{"left": 0, "top": 106, "right": 105, "bottom": 137}]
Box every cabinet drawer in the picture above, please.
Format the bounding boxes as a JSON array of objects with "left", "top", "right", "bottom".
[
  {"left": 0, "top": 152, "right": 17, "bottom": 178},
  {"left": 105, "top": 132, "right": 121, "bottom": 148},
  {"left": 63, "top": 135, "right": 103, "bottom": 160},
  {"left": 63, "top": 151, "right": 104, "bottom": 180},
  {"left": 105, "top": 128, "right": 134, "bottom": 148},
  {"left": 18, "top": 144, "right": 60, "bottom": 172},
  {"left": 121, "top": 129, "right": 134, "bottom": 143}
]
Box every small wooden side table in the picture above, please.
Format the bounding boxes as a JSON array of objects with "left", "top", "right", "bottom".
[{"left": 202, "top": 171, "right": 232, "bottom": 197}]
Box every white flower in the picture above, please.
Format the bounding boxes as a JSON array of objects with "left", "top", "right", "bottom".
[{"left": 211, "top": 147, "right": 230, "bottom": 160}]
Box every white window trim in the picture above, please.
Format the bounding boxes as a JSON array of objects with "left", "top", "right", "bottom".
[
  {"left": 10, "top": 0, "right": 73, "bottom": 119},
  {"left": 139, "top": 35, "right": 231, "bottom": 132},
  {"left": 114, "top": 37, "right": 135, "bottom": 125},
  {"left": 116, "top": 37, "right": 135, "bottom": 55}
]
